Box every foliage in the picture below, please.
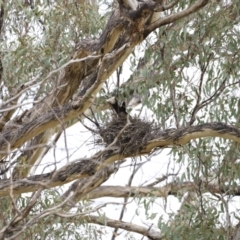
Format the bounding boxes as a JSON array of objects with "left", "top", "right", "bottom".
[{"left": 0, "top": 0, "right": 240, "bottom": 239}]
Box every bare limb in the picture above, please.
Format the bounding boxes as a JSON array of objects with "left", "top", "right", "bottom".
[
  {"left": 145, "top": 0, "right": 209, "bottom": 35},
  {"left": 85, "top": 215, "right": 162, "bottom": 240}
]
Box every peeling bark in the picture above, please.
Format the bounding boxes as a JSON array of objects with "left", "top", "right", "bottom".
[{"left": 1, "top": 0, "right": 209, "bottom": 177}]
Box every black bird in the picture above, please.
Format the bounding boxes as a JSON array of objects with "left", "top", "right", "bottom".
[{"left": 106, "top": 97, "right": 127, "bottom": 117}]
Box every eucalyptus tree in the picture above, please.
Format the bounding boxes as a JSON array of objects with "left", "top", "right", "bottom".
[{"left": 0, "top": 0, "right": 239, "bottom": 239}]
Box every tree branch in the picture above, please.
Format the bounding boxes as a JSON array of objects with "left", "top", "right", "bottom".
[
  {"left": 1, "top": 122, "right": 240, "bottom": 196},
  {"left": 145, "top": 0, "right": 209, "bottom": 36},
  {"left": 85, "top": 215, "right": 162, "bottom": 240},
  {"left": 83, "top": 181, "right": 240, "bottom": 200}
]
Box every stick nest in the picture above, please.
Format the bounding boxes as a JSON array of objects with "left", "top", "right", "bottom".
[{"left": 95, "top": 116, "right": 156, "bottom": 155}]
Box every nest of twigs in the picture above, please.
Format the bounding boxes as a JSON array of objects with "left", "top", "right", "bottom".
[{"left": 95, "top": 115, "right": 156, "bottom": 155}]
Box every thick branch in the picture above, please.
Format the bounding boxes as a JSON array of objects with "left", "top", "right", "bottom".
[
  {"left": 85, "top": 215, "right": 162, "bottom": 240},
  {"left": 0, "top": 122, "right": 240, "bottom": 196},
  {"left": 0, "top": 44, "right": 131, "bottom": 156},
  {"left": 61, "top": 163, "right": 119, "bottom": 205},
  {"left": 145, "top": 0, "right": 209, "bottom": 36},
  {"left": 86, "top": 182, "right": 240, "bottom": 200}
]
